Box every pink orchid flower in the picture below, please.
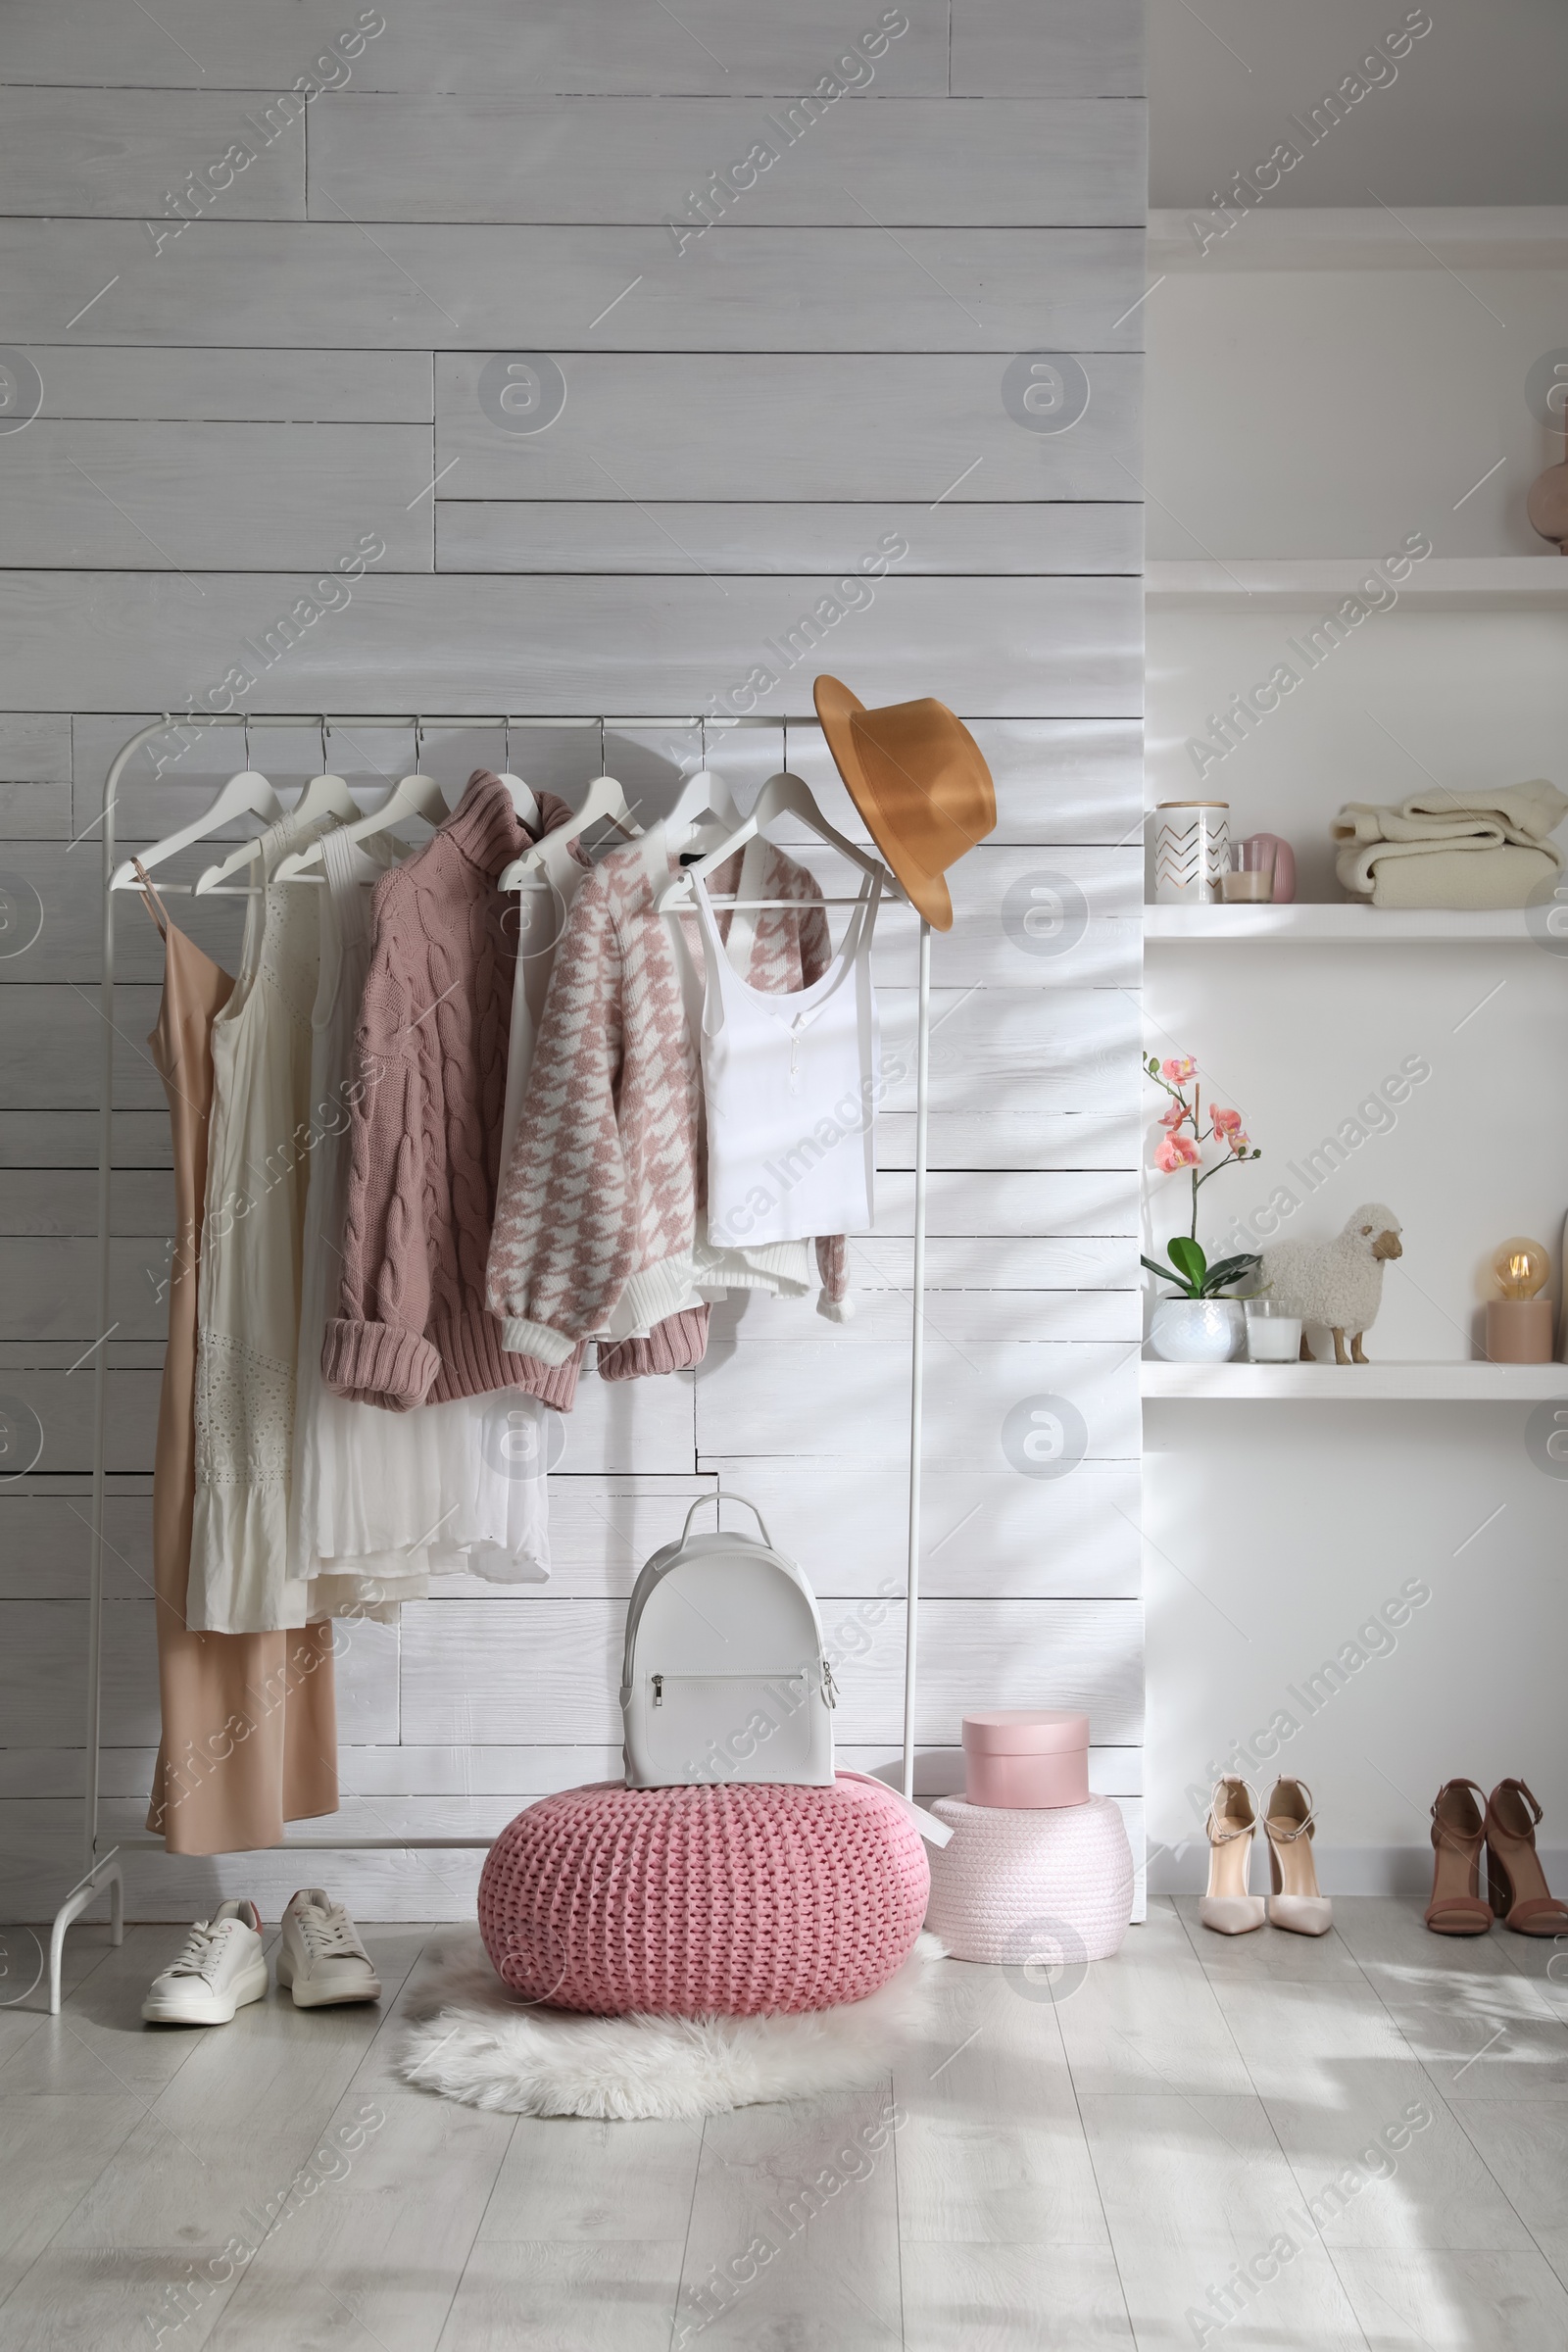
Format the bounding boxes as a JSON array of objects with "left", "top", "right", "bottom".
[
  {"left": 1225, "top": 1129, "right": 1251, "bottom": 1154},
  {"left": 1210, "top": 1106, "right": 1242, "bottom": 1138},
  {"left": 1158, "top": 1100, "right": 1189, "bottom": 1129},
  {"left": 1160, "top": 1056, "right": 1197, "bottom": 1084},
  {"left": 1153, "top": 1132, "right": 1201, "bottom": 1173}
]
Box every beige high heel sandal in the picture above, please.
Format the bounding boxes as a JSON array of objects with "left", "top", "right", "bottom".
[
  {"left": 1264, "top": 1778, "right": 1332, "bottom": 1936},
  {"left": 1200, "top": 1776, "right": 1266, "bottom": 1935}
]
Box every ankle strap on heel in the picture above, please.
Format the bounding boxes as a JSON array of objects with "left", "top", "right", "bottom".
[
  {"left": 1487, "top": 1778, "right": 1543, "bottom": 1834},
  {"left": 1267, "top": 1808, "right": 1315, "bottom": 1843},
  {"left": 1205, "top": 1777, "right": 1258, "bottom": 1844},
  {"left": 1431, "top": 1777, "right": 1487, "bottom": 1841},
  {"left": 1266, "top": 1780, "right": 1315, "bottom": 1842}
]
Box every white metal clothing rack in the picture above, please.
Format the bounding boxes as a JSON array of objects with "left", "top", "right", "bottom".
[{"left": 46, "top": 709, "right": 934, "bottom": 2011}]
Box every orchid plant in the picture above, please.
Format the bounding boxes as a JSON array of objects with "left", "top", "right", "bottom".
[{"left": 1141, "top": 1053, "right": 1263, "bottom": 1300}]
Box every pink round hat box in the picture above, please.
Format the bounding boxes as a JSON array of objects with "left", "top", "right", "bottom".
[{"left": 963, "top": 1710, "right": 1090, "bottom": 1809}]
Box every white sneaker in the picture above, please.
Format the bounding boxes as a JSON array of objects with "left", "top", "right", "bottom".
[
  {"left": 275, "top": 1888, "right": 381, "bottom": 2008},
  {"left": 142, "top": 1899, "right": 270, "bottom": 2025}
]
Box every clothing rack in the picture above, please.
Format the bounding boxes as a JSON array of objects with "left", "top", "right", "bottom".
[{"left": 46, "top": 710, "right": 934, "bottom": 2011}]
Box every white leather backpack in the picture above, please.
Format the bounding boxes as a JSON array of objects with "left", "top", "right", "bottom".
[{"left": 620, "top": 1492, "right": 836, "bottom": 1788}]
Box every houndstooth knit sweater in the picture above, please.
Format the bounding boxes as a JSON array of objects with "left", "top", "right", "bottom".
[
  {"left": 486, "top": 824, "right": 849, "bottom": 1364},
  {"left": 322, "top": 774, "right": 709, "bottom": 1415}
]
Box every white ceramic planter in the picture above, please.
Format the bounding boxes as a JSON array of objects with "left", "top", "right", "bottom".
[{"left": 1149, "top": 1298, "right": 1244, "bottom": 1362}]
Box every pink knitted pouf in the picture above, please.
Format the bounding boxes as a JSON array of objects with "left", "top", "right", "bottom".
[
  {"left": 924, "top": 1792, "right": 1134, "bottom": 1965},
  {"left": 478, "top": 1775, "right": 930, "bottom": 2017}
]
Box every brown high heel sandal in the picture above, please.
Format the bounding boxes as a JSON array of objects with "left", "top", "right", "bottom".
[
  {"left": 1425, "top": 1779, "right": 1492, "bottom": 1936},
  {"left": 1484, "top": 1780, "right": 1568, "bottom": 1937}
]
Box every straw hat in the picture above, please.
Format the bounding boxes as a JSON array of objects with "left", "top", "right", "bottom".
[{"left": 812, "top": 676, "right": 996, "bottom": 931}]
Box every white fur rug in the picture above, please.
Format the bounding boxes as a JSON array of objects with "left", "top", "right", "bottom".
[{"left": 397, "top": 1933, "right": 946, "bottom": 2121}]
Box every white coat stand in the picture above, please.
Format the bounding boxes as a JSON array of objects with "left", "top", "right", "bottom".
[{"left": 46, "top": 710, "right": 935, "bottom": 2009}]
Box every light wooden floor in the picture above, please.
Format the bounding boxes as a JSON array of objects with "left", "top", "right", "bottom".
[{"left": 1, "top": 1897, "right": 1566, "bottom": 2349}]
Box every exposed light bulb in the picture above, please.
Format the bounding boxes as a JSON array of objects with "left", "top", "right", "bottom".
[{"left": 1492, "top": 1236, "right": 1549, "bottom": 1301}]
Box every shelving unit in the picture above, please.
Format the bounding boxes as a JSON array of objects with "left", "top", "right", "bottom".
[
  {"left": 1138, "top": 195, "right": 1568, "bottom": 1880},
  {"left": 1142, "top": 1361, "right": 1568, "bottom": 1400}
]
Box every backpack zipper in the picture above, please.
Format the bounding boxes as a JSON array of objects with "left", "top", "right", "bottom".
[{"left": 649, "top": 1670, "right": 809, "bottom": 1706}]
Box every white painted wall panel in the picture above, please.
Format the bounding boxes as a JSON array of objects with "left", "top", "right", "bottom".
[
  {"left": 0, "top": 715, "right": 72, "bottom": 838},
  {"left": 0, "top": 1110, "right": 172, "bottom": 1170},
  {"left": 878, "top": 1110, "right": 1140, "bottom": 1172},
  {"left": 0, "top": 222, "right": 1146, "bottom": 351},
  {"left": 695, "top": 1342, "right": 1141, "bottom": 1464},
  {"left": 954, "top": 0, "right": 1145, "bottom": 98},
  {"left": 0, "top": 89, "right": 305, "bottom": 217},
  {"left": 434, "top": 352, "right": 1143, "bottom": 502},
  {"left": 0, "top": 1459, "right": 1140, "bottom": 1613},
  {"left": 0, "top": 985, "right": 165, "bottom": 1108},
  {"left": 0, "top": 3, "right": 956, "bottom": 96},
  {"left": 314, "top": 95, "right": 1145, "bottom": 225},
  {"left": 0, "top": 423, "right": 435, "bottom": 569},
  {"left": 28, "top": 348, "right": 434, "bottom": 423},
  {"left": 436, "top": 502, "right": 1142, "bottom": 578},
  {"left": 700, "top": 1461, "right": 1143, "bottom": 1600},
  {"left": 881, "top": 987, "right": 1142, "bottom": 1116},
  {"left": 0, "top": 572, "right": 1142, "bottom": 716},
  {"left": 0, "top": 0, "right": 1143, "bottom": 1920},
  {"left": 399, "top": 1595, "right": 1144, "bottom": 1745},
  {"left": 0, "top": 1167, "right": 172, "bottom": 1234},
  {"left": 1, "top": 1366, "right": 162, "bottom": 1475}
]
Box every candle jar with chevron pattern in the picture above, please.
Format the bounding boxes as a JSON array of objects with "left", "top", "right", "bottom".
[{"left": 1152, "top": 802, "right": 1229, "bottom": 906}]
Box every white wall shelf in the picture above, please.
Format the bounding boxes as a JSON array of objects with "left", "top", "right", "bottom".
[
  {"left": 1148, "top": 206, "right": 1568, "bottom": 273},
  {"left": 1142, "top": 1361, "right": 1568, "bottom": 1400},
  {"left": 1144, "top": 905, "right": 1544, "bottom": 944},
  {"left": 1146, "top": 558, "right": 1568, "bottom": 610}
]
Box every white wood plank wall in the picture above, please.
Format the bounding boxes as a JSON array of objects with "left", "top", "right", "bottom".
[{"left": 0, "top": 0, "right": 1146, "bottom": 1920}]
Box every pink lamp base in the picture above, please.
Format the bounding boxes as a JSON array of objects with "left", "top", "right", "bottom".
[{"left": 1486, "top": 1299, "right": 1553, "bottom": 1363}]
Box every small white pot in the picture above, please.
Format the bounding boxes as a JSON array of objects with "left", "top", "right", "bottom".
[{"left": 1149, "top": 1298, "right": 1244, "bottom": 1362}]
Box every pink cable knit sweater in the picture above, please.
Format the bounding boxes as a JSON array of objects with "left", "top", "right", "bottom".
[
  {"left": 322, "top": 773, "right": 708, "bottom": 1414},
  {"left": 486, "top": 827, "right": 849, "bottom": 1362}
]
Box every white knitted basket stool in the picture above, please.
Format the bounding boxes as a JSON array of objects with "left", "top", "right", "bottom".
[{"left": 924, "top": 1792, "right": 1134, "bottom": 1966}]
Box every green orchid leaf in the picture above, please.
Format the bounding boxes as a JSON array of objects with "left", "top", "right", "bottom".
[
  {"left": 1200, "top": 1252, "right": 1263, "bottom": 1296},
  {"left": 1166, "top": 1236, "right": 1207, "bottom": 1288},
  {"left": 1140, "top": 1252, "right": 1184, "bottom": 1294}
]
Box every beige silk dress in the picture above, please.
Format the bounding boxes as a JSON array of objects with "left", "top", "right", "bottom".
[{"left": 138, "top": 865, "right": 338, "bottom": 1853}]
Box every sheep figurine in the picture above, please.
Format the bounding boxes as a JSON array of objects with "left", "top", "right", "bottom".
[{"left": 1260, "top": 1203, "right": 1404, "bottom": 1364}]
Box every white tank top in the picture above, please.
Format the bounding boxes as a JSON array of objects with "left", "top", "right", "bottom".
[{"left": 690, "top": 863, "right": 881, "bottom": 1250}]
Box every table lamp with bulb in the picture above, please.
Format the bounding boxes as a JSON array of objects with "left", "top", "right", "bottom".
[{"left": 1486, "top": 1237, "right": 1552, "bottom": 1363}]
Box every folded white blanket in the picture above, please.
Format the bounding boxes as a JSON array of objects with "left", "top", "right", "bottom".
[
  {"left": 1334, "top": 779, "right": 1568, "bottom": 904},
  {"left": 1343, "top": 845, "right": 1559, "bottom": 909}
]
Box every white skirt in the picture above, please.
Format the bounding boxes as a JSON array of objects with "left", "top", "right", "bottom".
[{"left": 301, "top": 1387, "right": 552, "bottom": 1615}]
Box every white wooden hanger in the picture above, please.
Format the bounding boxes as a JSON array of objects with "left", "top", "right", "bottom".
[
  {"left": 657, "top": 769, "right": 897, "bottom": 913},
  {"left": 494, "top": 716, "right": 539, "bottom": 828},
  {"left": 274, "top": 717, "right": 449, "bottom": 879},
  {"left": 499, "top": 722, "right": 640, "bottom": 892},
  {"left": 662, "top": 759, "right": 740, "bottom": 859},
  {"left": 192, "top": 719, "right": 360, "bottom": 895},
  {"left": 110, "top": 716, "right": 283, "bottom": 892}
]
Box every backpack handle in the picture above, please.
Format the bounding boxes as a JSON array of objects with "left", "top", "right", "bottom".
[{"left": 681, "top": 1489, "right": 774, "bottom": 1549}]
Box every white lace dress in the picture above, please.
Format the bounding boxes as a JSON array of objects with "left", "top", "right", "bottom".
[
  {"left": 285, "top": 825, "right": 550, "bottom": 1622},
  {"left": 187, "top": 807, "right": 337, "bottom": 1634}
]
